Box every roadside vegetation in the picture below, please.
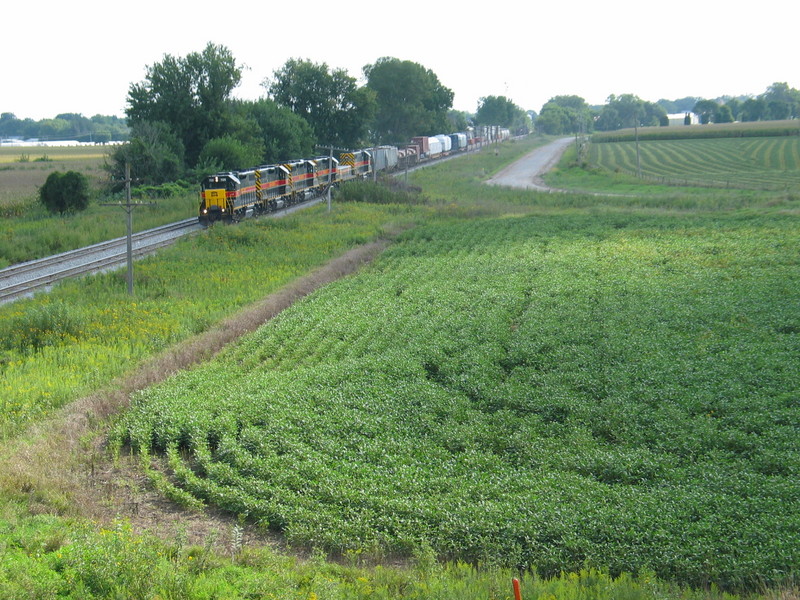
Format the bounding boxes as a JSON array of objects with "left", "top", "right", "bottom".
[{"left": 0, "top": 133, "right": 798, "bottom": 598}]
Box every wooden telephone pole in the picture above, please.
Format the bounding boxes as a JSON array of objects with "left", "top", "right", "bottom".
[{"left": 100, "top": 162, "right": 154, "bottom": 295}]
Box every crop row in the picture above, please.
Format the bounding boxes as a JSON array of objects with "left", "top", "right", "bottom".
[
  {"left": 112, "top": 210, "right": 800, "bottom": 589},
  {"left": 592, "top": 120, "right": 800, "bottom": 142},
  {"left": 588, "top": 137, "right": 800, "bottom": 189}
]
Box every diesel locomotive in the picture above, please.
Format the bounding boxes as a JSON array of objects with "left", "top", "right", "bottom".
[{"left": 198, "top": 126, "right": 509, "bottom": 224}]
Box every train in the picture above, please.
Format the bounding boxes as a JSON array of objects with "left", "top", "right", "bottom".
[{"left": 198, "top": 125, "right": 511, "bottom": 224}]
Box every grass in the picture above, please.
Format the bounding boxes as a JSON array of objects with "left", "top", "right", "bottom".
[
  {"left": 2, "top": 507, "right": 753, "bottom": 600},
  {"left": 0, "top": 133, "right": 797, "bottom": 598},
  {"left": 0, "top": 191, "right": 200, "bottom": 268},
  {"left": 0, "top": 144, "right": 199, "bottom": 267}
]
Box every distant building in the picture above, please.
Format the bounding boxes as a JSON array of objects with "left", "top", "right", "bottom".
[{"left": 667, "top": 113, "right": 699, "bottom": 126}]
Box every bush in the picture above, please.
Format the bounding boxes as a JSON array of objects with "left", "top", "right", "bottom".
[
  {"left": 199, "top": 135, "right": 263, "bottom": 171},
  {"left": 38, "top": 171, "right": 90, "bottom": 215},
  {"left": 336, "top": 178, "right": 427, "bottom": 204}
]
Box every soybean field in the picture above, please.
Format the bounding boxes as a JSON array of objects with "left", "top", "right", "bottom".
[
  {"left": 112, "top": 209, "right": 800, "bottom": 590},
  {"left": 588, "top": 136, "right": 800, "bottom": 190}
]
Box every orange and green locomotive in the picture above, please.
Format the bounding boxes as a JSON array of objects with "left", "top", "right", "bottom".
[{"left": 198, "top": 151, "right": 371, "bottom": 225}]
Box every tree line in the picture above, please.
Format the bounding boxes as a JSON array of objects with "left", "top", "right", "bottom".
[
  {"left": 107, "top": 43, "right": 531, "bottom": 187},
  {"left": 0, "top": 112, "right": 129, "bottom": 143},
  {"left": 534, "top": 82, "right": 800, "bottom": 135}
]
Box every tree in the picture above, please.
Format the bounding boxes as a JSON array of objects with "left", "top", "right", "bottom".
[
  {"left": 126, "top": 42, "right": 242, "bottom": 167},
  {"left": 535, "top": 95, "right": 591, "bottom": 135},
  {"left": 106, "top": 121, "right": 185, "bottom": 187},
  {"left": 39, "top": 171, "right": 90, "bottom": 215},
  {"left": 364, "top": 57, "right": 454, "bottom": 144},
  {"left": 237, "top": 99, "right": 315, "bottom": 164},
  {"left": 475, "top": 96, "right": 514, "bottom": 126},
  {"left": 741, "top": 97, "right": 766, "bottom": 122},
  {"left": 198, "top": 135, "right": 264, "bottom": 172},
  {"left": 673, "top": 97, "right": 701, "bottom": 113},
  {"left": 594, "top": 94, "right": 645, "bottom": 131},
  {"left": 715, "top": 104, "right": 734, "bottom": 123},
  {"left": 267, "top": 58, "right": 376, "bottom": 148},
  {"left": 0, "top": 113, "right": 21, "bottom": 139},
  {"left": 762, "top": 82, "right": 800, "bottom": 119},
  {"left": 447, "top": 110, "right": 470, "bottom": 132},
  {"left": 642, "top": 102, "right": 668, "bottom": 126},
  {"left": 475, "top": 96, "right": 531, "bottom": 134},
  {"left": 724, "top": 98, "right": 742, "bottom": 121},
  {"left": 766, "top": 100, "right": 791, "bottom": 120},
  {"left": 692, "top": 99, "right": 719, "bottom": 124},
  {"left": 536, "top": 103, "right": 571, "bottom": 134}
]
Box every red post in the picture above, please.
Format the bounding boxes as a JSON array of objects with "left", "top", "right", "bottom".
[{"left": 512, "top": 577, "right": 522, "bottom": 600}]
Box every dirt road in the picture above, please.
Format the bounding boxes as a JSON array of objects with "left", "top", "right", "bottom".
[{"left": 487, "top": 137, "right": 573, "bottom": 190}]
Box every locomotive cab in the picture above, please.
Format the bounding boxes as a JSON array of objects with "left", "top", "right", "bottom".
[{"left": 199, "top": 172, "right": 239, "bottom": 224}]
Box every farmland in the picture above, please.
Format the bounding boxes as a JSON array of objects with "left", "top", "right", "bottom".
[
  {"left": 587, "top": 136, "right": 800, "bottom": 190},
  {"left": 0, "top": 145, "right": 108, "bottom": 209},
  {"left": 110, "top": 209, "right": 799, "bottom": 589},
  {"left": 1, "top": 134, "right": 798, "bottom": 598}
]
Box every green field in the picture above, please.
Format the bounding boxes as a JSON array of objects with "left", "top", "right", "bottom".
[
  {"left": 1, "top": 135, "right": 798, "bottom": 598},
  {"left": 588, "top": 136, "right": 800, "bottom": 190},
  {"left": 110, "top": 210, "right": 799, "bottom": 589},
  {"left": 591, "top": 120, "right": 800, "bottom": 143}
]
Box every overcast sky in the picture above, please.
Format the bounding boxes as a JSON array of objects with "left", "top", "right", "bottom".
[{"left": 5, "top": 0, "right": 799, "bottom": 121}]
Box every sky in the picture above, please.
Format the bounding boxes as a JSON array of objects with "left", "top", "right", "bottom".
[{"left": 4, "top": 0, "right": 800, "bottom": 122}]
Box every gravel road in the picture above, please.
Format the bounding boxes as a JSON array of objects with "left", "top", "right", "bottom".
[{"left": 487, "top": 137, "right": 573, "bottom": 190}]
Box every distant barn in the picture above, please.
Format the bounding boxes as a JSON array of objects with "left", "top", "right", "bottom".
[{"left": 667, "top": 113, "right": 699, "bottom": 126}]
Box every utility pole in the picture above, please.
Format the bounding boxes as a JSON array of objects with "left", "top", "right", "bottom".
[
  {"left": 328, "top": 145, "right": 333, "bottom": 213},
  {"left": 100, "top": 162, "right": 154, "bottom": 296},
  {"left": 404, "top": 144, "right": 410, "bottom": 185}
]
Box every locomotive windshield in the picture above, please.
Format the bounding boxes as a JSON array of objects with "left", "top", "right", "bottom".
[{"left": 202, "top": 174, "right": 238, "bottom": 191}]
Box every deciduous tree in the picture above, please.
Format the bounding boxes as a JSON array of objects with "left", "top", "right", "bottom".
[
  {"left": 693, "top": 99, "right": 719, "bottom": 124},
  {"left": 536, "top": 95, "right": 592, "bottom": 134},
  {"left": 238, "top": 99, "right": 315, "bottom": 164},
  {"left": 126, "top": 43, "right": 242, "bottom": 167},
  {"left": 267, "top": 59, "right": 375, "bottom": 148},
  {"left": 475, "top": 96, "right": 531, "bottom": 133},
  {"left": 364, "top": 57, "right": 454, "bottom": 144},
  {"left": 107, "top": 121, "right": 185, "bottom": 187}
]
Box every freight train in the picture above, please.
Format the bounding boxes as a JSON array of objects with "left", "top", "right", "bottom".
[{"left": 198, "top": 126, "right": 510, "bottom": 224}]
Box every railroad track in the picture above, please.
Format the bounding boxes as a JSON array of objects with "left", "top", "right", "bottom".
[{"left": 0, "top": 219, "right": 202, "bottom": 305}]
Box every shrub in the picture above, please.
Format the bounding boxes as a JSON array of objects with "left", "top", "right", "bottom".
[
  {"left": 199, "top": 135, "right": 263, "bottom": 172},
  {"left": 336, "top": 178, "right": 427, "bottom": 204},
  {"left": 38, "top": 171, "right": 90, "bottom": 215}
]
